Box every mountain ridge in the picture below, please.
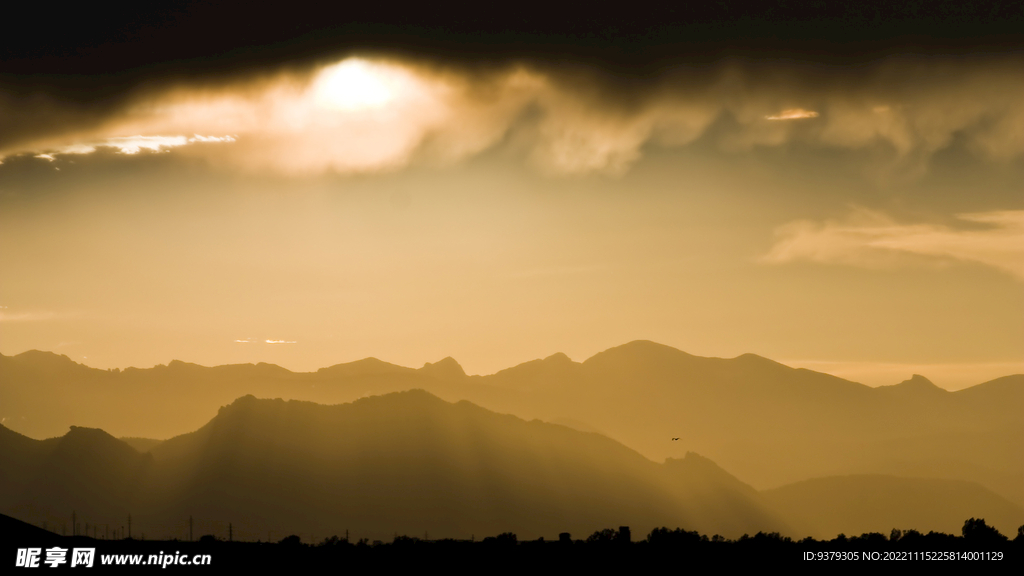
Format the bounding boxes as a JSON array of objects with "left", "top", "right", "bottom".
[
  {"left": 5, "top": 342, "right": 1019, "bottom": 391},
  {"left": 3, "top": 341, "right": 1021, "bottom": 507}
]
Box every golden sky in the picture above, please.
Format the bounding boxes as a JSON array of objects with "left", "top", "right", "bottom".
[{"left": 1, "top": 54, "right": 1022, "bottom": 389}]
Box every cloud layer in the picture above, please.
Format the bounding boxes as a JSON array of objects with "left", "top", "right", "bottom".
[
  {"left": 762, "top": 210, "right": 1024, "bottom": 280},
  {"left": 2, "top": 55, "right": 1023, "bottom": 175}
]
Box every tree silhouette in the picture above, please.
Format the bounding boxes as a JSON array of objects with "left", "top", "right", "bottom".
[
  {"left": 961, "top": 518, "right": 1006, "bottom": 542},
  {"left": 495, "top": 532, "right": 517, "bottom": 545},
  {"left": 647, "top": 527, "right": 702, "bottom": 547},
  {"left": 586, "top": 528, "right": 617, "bottom": 544}
]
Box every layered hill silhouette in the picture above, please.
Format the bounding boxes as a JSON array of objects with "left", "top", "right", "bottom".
[
  {"left": 3, "top": 392, "right": 1020, "bottom": 542},
  {"left": 0, "top": 391, "right": 787, "bottom": 542},
  {"left": 2, "top": 341, "right": 1021, "bottom": 508}
]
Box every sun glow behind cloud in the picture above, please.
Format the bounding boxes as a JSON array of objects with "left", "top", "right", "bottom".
[
  {"left": 2, "top": 56, "right": 1023, "bottom": 175},
  {"left": 96, "top": 57, "right": 493, "bottom": 174},
  {"left": 313, "top": 59, "right": 403, "bottom": 111}
]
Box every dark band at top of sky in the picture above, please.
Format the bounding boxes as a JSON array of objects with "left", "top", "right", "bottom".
[{"left": 3, "top": 0, "right": 1023, "bottom": 80}]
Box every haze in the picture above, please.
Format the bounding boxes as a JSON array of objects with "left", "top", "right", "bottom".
[
  {"left": 3, "top": 4, "right": 1024, "bottom": 549},
  {"left": 3, "top": 52, "right": 1022, "bottom": 390}
]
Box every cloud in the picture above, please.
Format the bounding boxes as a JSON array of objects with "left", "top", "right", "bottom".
[
  {"left": 265, "top": 339, "right": 297, "bottom": 344},
  {"left": 16, "top": 135, "right": 235, "bottom": 162},
  {"left": 1, "top": 55, "right": 1023, "bottom": 175},
  {"left": 188, "top": 135, "right": 236, "bottom": 144},
  {"left": 762, "top": 209, "right": 1024, "bottom": 280},
  {"left": 765, "top": 108, "right": 819, "bottom": 120},
  {"left": 0, "top": 309, "right": 60, "bottom": 322}
]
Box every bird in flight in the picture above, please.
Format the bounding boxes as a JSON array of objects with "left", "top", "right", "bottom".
[{"left": 671, "top": 437, "right": 680, "bottom": 441}]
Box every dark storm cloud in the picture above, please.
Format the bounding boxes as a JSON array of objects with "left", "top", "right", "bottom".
[
  {"left": 4, "top": 1, "right": 1023, "bottom": 81},
  {"left": 3, "top": 53, "right": 1022, "bottom": 178},
  {"left": 1, "top": 2, "right": 1022, "bottom": 174}
]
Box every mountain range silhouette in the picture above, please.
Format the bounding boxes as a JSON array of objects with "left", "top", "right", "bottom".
[{"left": 1, "top": 341, "right": 1021, "bottom": 538}]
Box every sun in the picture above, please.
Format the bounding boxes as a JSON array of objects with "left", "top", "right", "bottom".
[{"left": 312, "top": 58, "right": 401, "bottom": 111}]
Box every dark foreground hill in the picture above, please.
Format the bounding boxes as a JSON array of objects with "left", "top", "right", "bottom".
[
  {"left": 0, "top": 512, "right": 61, "bottom": 545},
  {"left": 3, "top": 514, "right": 1021, "bottom": 572},
  {"left": 0, "top": 391, "right": 786, "bottom": 542}
]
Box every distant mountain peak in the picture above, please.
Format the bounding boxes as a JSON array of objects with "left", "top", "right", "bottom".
[
  {"left": 217, "top": 389, "right": 449, "bottom": 416},
  {"left": 66, "top": 425, "right": 110, "bottom": 436},
  {"left": 419, "top": 356, "right": 466, "bottom": 379},
  {"left": 13, "top": 349, "right": 73, "bottom": 362},
  {"left": 58, "top": 426, "right": 146, "bottom": 459},
  {"left": 885, "top": 374, "right": 946, "bottom": 393},
  {"left": 216, "top": 394, "right": 262, "bottom": 414},
  {"left": 543, "top": 352, "right": 573, "bottom": 363},
  {"left": 901, "top": 374, "right": 938, "bottom": 387},
  {"left": 487, "top": 351, "right": 580, "bottom": 382},
  {"left": 617, "top": 340, "right": 683, "bottom": 352},
  {"left": 732, "top": 353, "right": 788, "bottom": 368},
  {"left": 316, "top": 357, "right": 413, "bottom": 377},
  {"left": 665, "top": 451, "right": 723, "bottom": 468},
  {"left": 662, "top": 452, "right": 759, "bottom": 496},
  {"left": 6, "top": 350, "right": 84, "bottom": 371},
  {"left": 583, "top": 340, "right": 694, "bottom": 366}
]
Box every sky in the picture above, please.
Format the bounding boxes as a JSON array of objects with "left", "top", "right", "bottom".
[{"left": 2, "top": 2, "right": 1022, "bottom": 389}]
